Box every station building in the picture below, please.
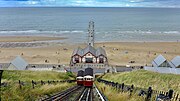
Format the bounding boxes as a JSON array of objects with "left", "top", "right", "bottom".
[{"left": 70, "top": 21, "right": 108, "bottom": 68}]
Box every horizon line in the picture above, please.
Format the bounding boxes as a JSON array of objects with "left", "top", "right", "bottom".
[{"left": 0, "top": 6, "right": 180, "bottom": 8}]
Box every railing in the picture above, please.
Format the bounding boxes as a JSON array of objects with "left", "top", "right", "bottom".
[
  {"left": 97, "top": 78, "right": 180, "bottom": 101},
  {"left": 2, "top": 80, "right": 76, "bottom": 89}
]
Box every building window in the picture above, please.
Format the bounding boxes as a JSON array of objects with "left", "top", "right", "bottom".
[
  {"left": 99, "top": 58, "right": 104, "bottom": 63},
  {"left": 85, "top": 58, "right": 93, "bottom": 63},
  {"left": 75, "top": 58, "right": 79, "bottom": 63}
]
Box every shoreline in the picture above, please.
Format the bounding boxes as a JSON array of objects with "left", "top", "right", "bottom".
[
  {"left": 0, "top": 36, "right": 67, "bottom": 42},
  {"left": 0, "top": 41, "right": 179, "bottom": 66},
  {"left": 0, "top": 34, "right": 180, "bottom": 43}
]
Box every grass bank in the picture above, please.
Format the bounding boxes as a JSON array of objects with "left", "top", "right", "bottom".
[
  {"left": 96, "top": 82, "right": 144, "bottom": 101},
  {"left": 102, "top": 70, "right": 180, "bottom": 93},
  {"left": 1, "top": 70, "right": 75, "bottom": 100}
]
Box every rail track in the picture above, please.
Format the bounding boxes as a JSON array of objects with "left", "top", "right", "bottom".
[
  {"left": 76, "top": 88, "right": 93, "bottom": 101},
  {"left": 41, "top": 85, "right": 82, "bottom": 101},
  {"left": 40, "top": 84, "right": 108, "bottom": 101}
]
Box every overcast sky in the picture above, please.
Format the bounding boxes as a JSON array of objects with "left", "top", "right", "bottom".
[{"left": 0, "top": 0, "right": 180, "bottom": 7}]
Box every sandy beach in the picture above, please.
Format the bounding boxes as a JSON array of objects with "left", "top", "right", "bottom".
[{"left": 0, "top": 36, "right": 180, "bottom": 66}]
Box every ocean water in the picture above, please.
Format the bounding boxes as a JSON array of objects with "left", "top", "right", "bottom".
[{"left": 0, "top": 7, "right": 180, "bottom": 43}]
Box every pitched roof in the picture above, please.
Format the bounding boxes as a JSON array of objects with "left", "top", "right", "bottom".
[
  {"left": 72, "top": 47, "right": 83, "bottom": 56},
  {"left": 72, "top": 45, "right": 107, "bottom": 57},
  {"left": 169, "top": 56, "right": 180, "bottom": 68},
  {"left": 96, "top": 47, "right": 107, "bottom": 57},
  {"left": 83, "top": 45, "right": 96, "bottom": 56},
  {"left": 152, "top": 54, "right": 167, "bottom": 67},
  {"left": 9, "top": 56, "right": 28, "bottom": 70}
]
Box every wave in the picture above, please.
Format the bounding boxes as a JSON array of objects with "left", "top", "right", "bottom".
[
  {"left": 116, "top": 31, "right": 180, "bottom": 34},
  {"left": 0, "top": 30, "right": 180, "bottom": 34},
  {"left": 0, "top": 30, "right": 85, "bottom": 35}
]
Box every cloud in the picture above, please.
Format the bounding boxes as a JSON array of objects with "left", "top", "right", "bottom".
[
  {"left": 0, "top": 0, "right": 180, "bottom": 7},
  {"left": 129, "top": 0, "right": 144, "bottom": 3}
]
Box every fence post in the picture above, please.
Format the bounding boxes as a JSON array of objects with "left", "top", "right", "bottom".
[
  {"left": 130, "top": 84, "right": 134, "bottom": 96},
  {"left": 146, "top": 87, "right": 152, "bottom": 101},
  {"left": 175, "top": 94, "right": 179, "bottom": 101},
  {"left": 0, "top": 70, "right": 3, "bottom": 89},
  {"left": 0, "top": 70, "right": 3, "bottom": 101},
  {"left": 19, "top": 80, "right": 22, "bottom": 89},
  {"left": 172, "top": 92, "right": 176, "bottom": 100},
  {"left": 32, "top": 80, "right": 35, "bottom": 89},
  {"left": 168, "top": 89, "right": 173, "bottom": 99},
  {"left": 41, "top": 80, "right": 44, "bottom": 85},
  {"left": 121, "top": 83, "right": 124, "bottom": 92},
  {"left": 41, "top": 80, "right": 43, "bottom": 85},
  {"left": 115, "top": 82, "right": 118, "bottom": 90}
]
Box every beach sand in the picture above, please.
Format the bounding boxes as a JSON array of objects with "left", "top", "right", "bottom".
[{"left": 0, "top": 36, "right": 180, "bottom": 66}]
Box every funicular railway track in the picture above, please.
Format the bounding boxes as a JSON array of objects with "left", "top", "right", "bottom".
[
  {"left": 40, "top": 84, "right": 107, "bottom": 101},
  {"left": 76, "top": 88, "right": 93, "bottom": 101},
  {"left": 41, "top": 86, "right": 93, "bottom": 101},
  {"left": 41, "top": 67, "right": 107, "bottom": 101},
  {"left": 41, "top": 85, "right": 83, "bottom": 101}
]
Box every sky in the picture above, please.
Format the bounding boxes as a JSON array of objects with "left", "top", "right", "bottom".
[{"left": 0, "top": 0, "right": 180, "bottom": 8}]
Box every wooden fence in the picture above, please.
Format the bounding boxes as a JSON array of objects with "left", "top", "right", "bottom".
[
  {"left": 97, "top": 78, "right": 180, "bottom": 101},
  {"left": 3, "top": 80, "right": 76, "bottom": 89}
]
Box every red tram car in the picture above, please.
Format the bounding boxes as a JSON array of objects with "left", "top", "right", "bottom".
[
  {"left": 83, "top": 67, "right": 94, "bottom": 87},
  {"left": 76, "top": 70, "right": 84, "bottom": 85}
]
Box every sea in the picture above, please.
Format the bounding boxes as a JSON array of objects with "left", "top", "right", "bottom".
[{"left": 0, "top": 7, "right": 180, "bottom": 43}]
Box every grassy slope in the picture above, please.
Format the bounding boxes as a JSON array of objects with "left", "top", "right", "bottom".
[
  {"left": 1, "top": 70, "right": 75, "bottom": 100},
  {"left": 96, "top": 82, "right": 144, "bottom": 101},
  {"left": 102, "top": 70, "right": 180, "bottom": 93}
]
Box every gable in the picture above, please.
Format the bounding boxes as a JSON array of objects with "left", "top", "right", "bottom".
[
  {"left": 8, "top": 64, "right": 16, "bottom": 70},
  {"left": 96, "top": 47, "right": 107, "bottom": 57},
  {"left": 84, "top": 52, "right": 96, "bottom": 57},
  {"left": 158, "top": 60, "right": 170, "bottom": 67},
  {"left": 152, "top": 55, "right": 167, "bottom": 67},
  {"left": 10, "top": 56, "right": 28, "bottom": 70},
  {"left": 83, "top": 45, "right": 96, "bottom": 56},
  {"left": 171, "top": 56, "right": 180, "bottom": 68}
]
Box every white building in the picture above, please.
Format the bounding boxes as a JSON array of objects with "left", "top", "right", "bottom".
[
  {"left": 169, "top": 56, "right": 180, "bottom": 68},
  {"left": 152, "top": 54, "right": 170, "bottom": 67},
  {"left": 8, "top": 56, "right": 28, "bottom": 70},
  {"left": 144, "top": 55, "right": 180, "bottom": 74}
]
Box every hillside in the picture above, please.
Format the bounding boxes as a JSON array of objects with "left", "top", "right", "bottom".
[
  {"left": 102, "top": 70, "right": 180, "bottom": 93},
  {"left": 1, "top": 70, "right": 75, "bottom": 100}
]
